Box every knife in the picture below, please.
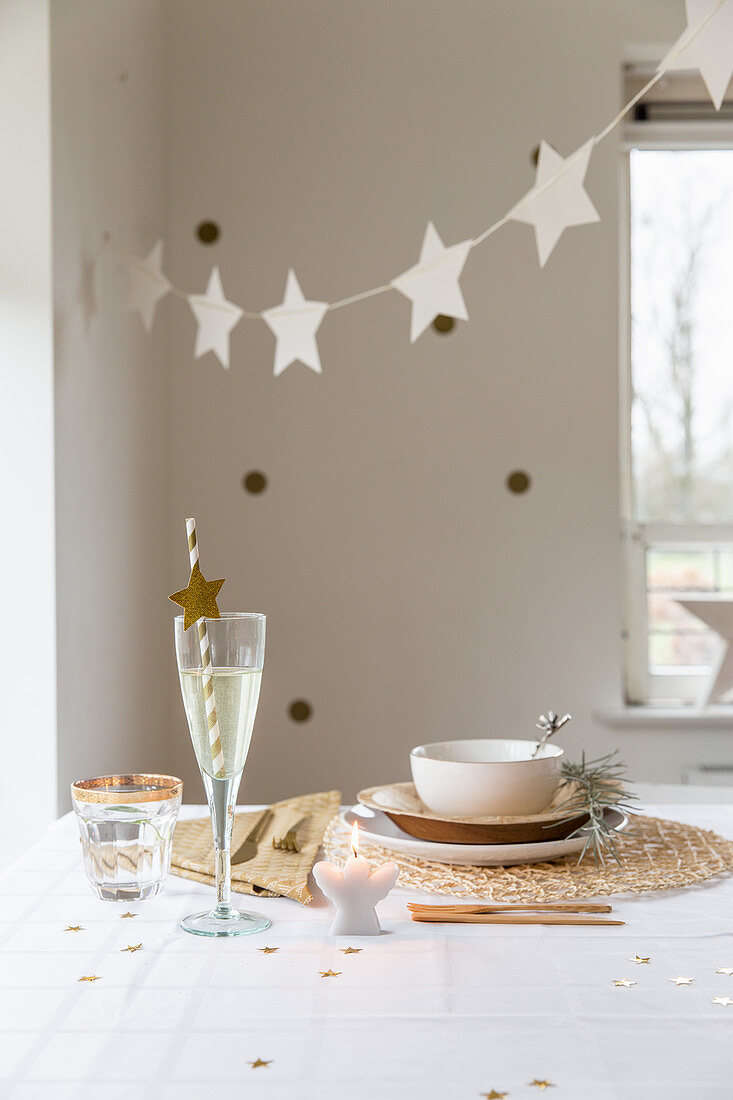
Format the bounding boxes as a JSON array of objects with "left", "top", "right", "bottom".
[{"left": 231, "top": 808, "right": 274, "bottom": 865}]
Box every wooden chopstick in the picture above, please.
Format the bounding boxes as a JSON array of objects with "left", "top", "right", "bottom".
[
  {"left": 410, "top": 912, "right": 624, "bottom": 926},
  {"left": 407, "top": 901, "right": 613, "bottom": 915}
]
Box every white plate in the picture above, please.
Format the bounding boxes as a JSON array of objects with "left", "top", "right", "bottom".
[{"left": 343, "top": 805, "right": 627, "bottom": 866}]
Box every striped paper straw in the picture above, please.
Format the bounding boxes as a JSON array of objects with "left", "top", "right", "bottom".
[{"left": 186, "top": 518, "right": 225, "bottom": 778}]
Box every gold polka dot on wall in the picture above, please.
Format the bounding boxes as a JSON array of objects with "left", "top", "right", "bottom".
[
  {"left": 289, "top": 700, "right": 312, "bottom": 723},
  {"left": 432, "top": 314, "right": 455, "bottom": 334},
  {"left": 196, "top": 221, "right": 220, "bottom": 245},
  {"left": 506, "top": 470, "right": 531, "bottom": 494},
  {"left": 243, "top": 471, "right": 267, "bottom": 494}
]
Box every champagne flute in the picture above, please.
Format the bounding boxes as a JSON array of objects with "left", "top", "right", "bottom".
[{"left": 174, "top": 611, "right": 268, "bottom": 936}]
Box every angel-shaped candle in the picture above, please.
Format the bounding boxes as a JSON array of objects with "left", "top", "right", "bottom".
[{"left": 313, "top": 823, "right": 398, "bottom": 936}]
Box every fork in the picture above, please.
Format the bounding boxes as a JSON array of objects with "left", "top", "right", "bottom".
[{"left": 272, "top": 815, "right": 309, "bottom": 853}]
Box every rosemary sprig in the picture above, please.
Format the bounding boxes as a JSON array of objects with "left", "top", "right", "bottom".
[
  {"left": 553, "top": 750, "right": 638, "bottom": 866},
  {"left": 533, "top": 711, "right": 572, "bottom": 757}
]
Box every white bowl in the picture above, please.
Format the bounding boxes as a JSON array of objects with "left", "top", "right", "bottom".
[{"left": 409, "top": 739, "right": 564, "bottom": 817}]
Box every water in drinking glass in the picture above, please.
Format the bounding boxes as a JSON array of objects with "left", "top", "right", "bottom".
[{"left": 71, "top": 775, "right": 182, "bottom": 901}]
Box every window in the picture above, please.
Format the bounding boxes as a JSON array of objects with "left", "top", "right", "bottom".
[{"left": 622, "top": 69, "right": 733, "bottom": 705}]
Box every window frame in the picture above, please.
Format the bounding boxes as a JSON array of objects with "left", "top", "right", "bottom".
[{"left": 621, "top": 120, "right": 733, "bottom": 706}]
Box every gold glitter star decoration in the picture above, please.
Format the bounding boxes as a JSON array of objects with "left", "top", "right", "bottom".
[
  {"left": 713, "top": 996, "right": 733, "bottom": 1006},
  {"left": 169, "top": 561, "right": 225, "bottom": 630},
  {"left": 78, "top": 975, "right": 101, "bottom": 983},
  {"left": 122, "top": 944, "right": 143, "bottom": 953},
  {"left": 249, "top": 1059, "right": 272, "bottom": 1069},
  {"left": 64, "top": 925, "right": 83, "bottom": 933},
  {"left": 717, "top": 967, "right": 733, "bottom": 975},
  {"left": 258, "top": 947, "right": 279, "bottom": 954},
  {"left": 613, "top": 979, "right": 636, "bottom": 987},
  {"left": 320, "top": 969, "right": 341, "bottom": 978},
  {"left": 482, "top": 1091, "right": 508, "bottom": 1099},
  {"left": 120, "top": 912, "right": 137, "bottom": 919},
  {"left": 529, "top": 1081, "right": 554, "bottom": 1091},
  {"left": 630, "top": 955, "right": 650, "bottom": 964},
  {"left": 669, "top": 976, "right": 694, "bottom": 985},
  {"left": 341, "top": 947, "right": 362, "bottom": 954}
]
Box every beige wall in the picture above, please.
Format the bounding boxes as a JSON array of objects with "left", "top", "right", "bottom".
[
  {"left": 52, "top": 1, "right": 171, "bottom": 808},
  {"left": 50, "top": 0, "right": 733, "bottom": 812}
]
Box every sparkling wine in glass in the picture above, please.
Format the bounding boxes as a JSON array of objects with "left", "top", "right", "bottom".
[{"left": 174, "top": 611, "right": 268, "bottom": 936}]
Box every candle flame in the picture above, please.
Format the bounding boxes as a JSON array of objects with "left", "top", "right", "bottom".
[{"left": 351, "top": 821, "right": 359, "bottom": 859}]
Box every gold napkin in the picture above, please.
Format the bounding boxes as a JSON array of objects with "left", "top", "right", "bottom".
[{"left": 170, "top": 789, "right": 341, "bottom": 905}]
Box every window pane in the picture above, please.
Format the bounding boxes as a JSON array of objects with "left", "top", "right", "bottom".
[
  {"left": 645, "top": 547, "right": 722, "bottom": 675},
  {"left": 647, "top": 593, "right": 709, "bottom": 633},
  {"left": 646, "top": 548, "right": 715, "bottom": 591},
  {"left": 630, "top": 150, "right": 733, "bottom": 523},
  {"left": 648, "top": 631, "right": 717, "bottom": 671},
  {"left": 719, "top": 550, "right": 733, "bottom": 591}
]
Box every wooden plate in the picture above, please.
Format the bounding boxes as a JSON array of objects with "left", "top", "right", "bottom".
[{"left": 357, "top": 782, "right": 589, "bottom": 844}]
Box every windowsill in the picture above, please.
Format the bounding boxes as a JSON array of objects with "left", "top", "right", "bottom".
[{"left": 596, "top": 706, "right": 733, "bottom": 729}]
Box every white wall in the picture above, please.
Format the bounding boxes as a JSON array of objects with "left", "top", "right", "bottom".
[
  {"left": 0, "top": 0, "right": 56, "bottom": 856},
  {"left": 51, "top": 0, "right": 171, "bottom": 810},
  {"left": 47, "top": 1, "right": 733, "bottom": 812},
  {"left": 165, "top": 0, "right": 730, "bottom": 803}
]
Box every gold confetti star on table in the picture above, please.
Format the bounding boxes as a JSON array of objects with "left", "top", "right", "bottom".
[
  {"left": 630, "top": 955, "right": 650, "bottom": 964},
  {"left": 77, "top": 975, "right": 101, "bottom": 983},
  {"left": 713, "top": 996, "right": 733, "bottom": 1006},
  {"left": 258, "top": 947, "right": 279, "bottom": 954},
  {"left": 248, "top": 1059, "right": 272, "bottom": 1069},
  {"left": 613, "top": 979, "right": 636, "bottom": 987},
  {"left": 320, "top": 969, "right": 341, "bottom": 978},
  {"left": 120, "top": 912, "right": 137, "bottom": 919},
  {"left": 481, "top": 1091, "right": 508, "bottom": 1099},
  {"left": 340, "top": 947, "right": 362, "bottom": 954},
  {"left": 717, "top": 967, "right": 733, "bottom": 976},
  {"left": 529, "top": 1081, "right": 555, "bottom": 1091},
  {"left": 122, "top": 943, "right": 142, "bottom": 953},
  {"left": 168, "top": 561, "right": 225, "bottom": 631},
  {"left": 669, "top": 976, "right": 694, "bottom": 985},
  {"left": 64, "top": 926, "right": 83, "bottom": 932}
]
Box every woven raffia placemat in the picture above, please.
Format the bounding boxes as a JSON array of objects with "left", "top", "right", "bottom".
[
  {"left": 172, "top": 789, "right": 340, "bottom": 904},
  {"left": 323, "top": 813, "right": 733, "bottom": 901}
]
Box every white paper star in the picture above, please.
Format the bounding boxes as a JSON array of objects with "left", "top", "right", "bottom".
[
  {"left": 669, "top": 976, "right": 694, "bottom": 985},
  {"left": 674, "top": 596, "right": 733, "bottom": 705},
  {"left": 613, "top": 978, "right": 636, "bottom": 988},
  {"left": 391, "top": 222, "right": 473, "bottom": 342},
  {"left": 661, "top": 0, "right": 733, "bottom": 111},
  {"left": 508, "top": 140, "right": 600, "bottom": 267},
  {"left": 188, "top": 267, "right": 243, "bottom": 369},
  {"left": 713, "top": 996, "right": 733, "bottom": 1006},
  {"left": 262, "top": 270, "right": 328, "bottom": 377},
  {"left": 125, "top": 240, "right": 170, "bottom": 333},
  {"left": 717, "top": 967, "right": 733, "bottom": 975}
]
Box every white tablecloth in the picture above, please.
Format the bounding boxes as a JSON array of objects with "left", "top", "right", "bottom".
[{"left": 2, "top": 799, "right": 733, "bottom": 1100}]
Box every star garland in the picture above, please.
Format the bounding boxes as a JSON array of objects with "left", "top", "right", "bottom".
[{"left": 117, "top": 0, "right": 733, "bottom": 377}]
